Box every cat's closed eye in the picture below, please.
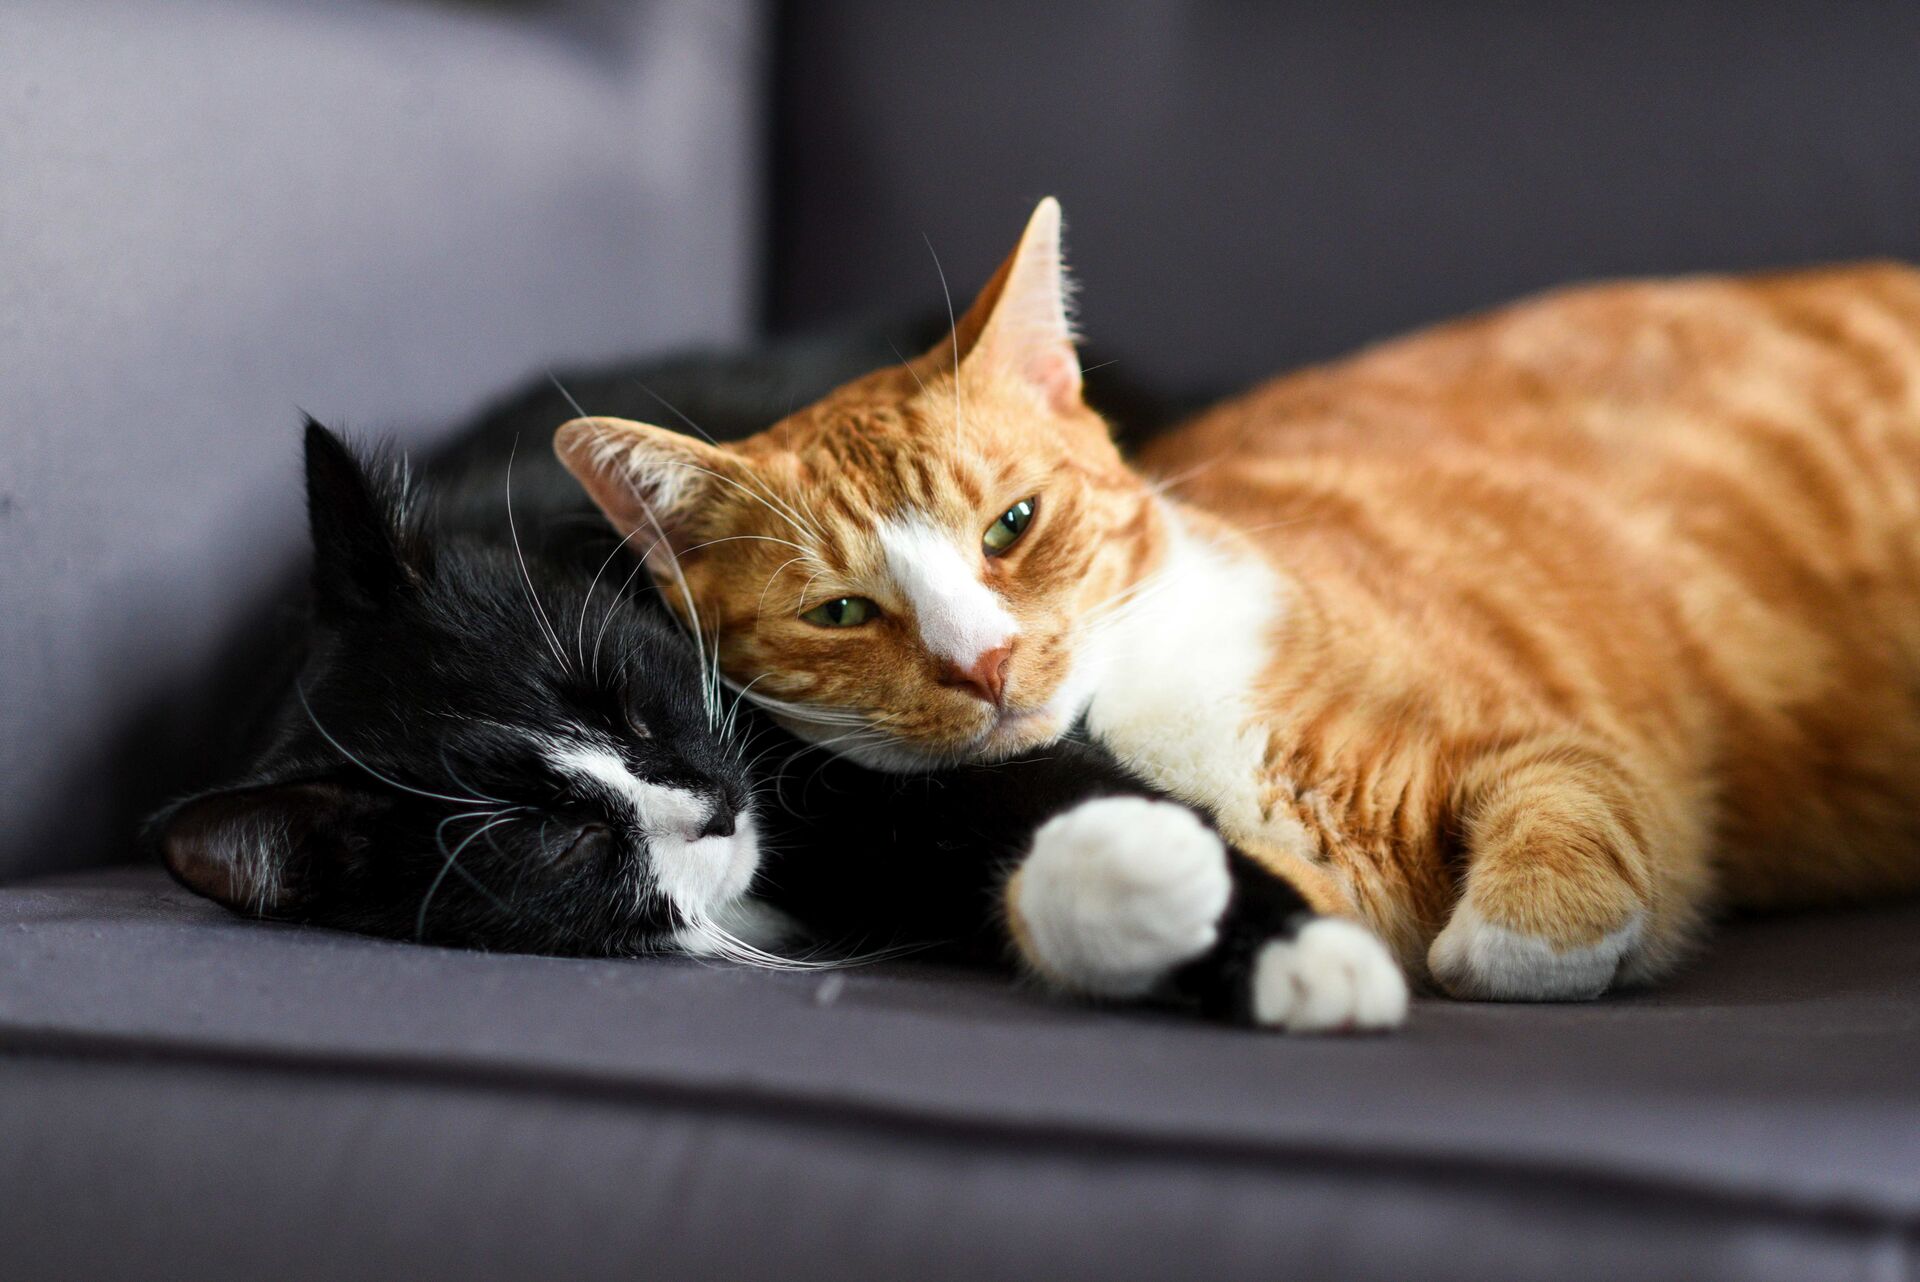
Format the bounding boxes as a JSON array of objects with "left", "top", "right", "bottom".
[{"left": 555, "top": 823, "right": 616, "bottom": 869}]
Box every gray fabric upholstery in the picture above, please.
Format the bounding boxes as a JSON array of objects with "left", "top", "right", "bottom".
[
  {"left": 769, "top": 1, "right": 1920, "bottom": 392},
  {"left": 0, "top": 0, "right": 765, "bottom": 880},
  {"left": 9, "top": 6, "right": 1920, "bottom": 1279},
  {"left": 2, "top": 867, "right": 1918, "bottom": 1281}
]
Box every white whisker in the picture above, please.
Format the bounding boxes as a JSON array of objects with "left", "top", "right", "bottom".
[
  {"left": 297, "top": 685, "right": 497, "bottom": 808},
  {"left": 419, "top": 809, "right": 524, "bottom": 939},
  {"left": 577, "top": 525, "right": 647, "bottom": 678},
  {"left": 924, "top": 233, "right": 966, "bottom": 437},
  {"left": 675, "top": 905, "right": 932, "bottom": 972},
  {"left": 505, "top": 439, "right": 572, "bottom": 675}
]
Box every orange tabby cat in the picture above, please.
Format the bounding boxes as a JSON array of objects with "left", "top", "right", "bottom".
[{"left": 557, "top": 199, "right": 1920, "bottom": 1025}]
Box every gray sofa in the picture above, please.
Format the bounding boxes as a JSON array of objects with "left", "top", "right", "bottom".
[{"left": 5, "top": 4, "right": 1919, "bottom": 1279}]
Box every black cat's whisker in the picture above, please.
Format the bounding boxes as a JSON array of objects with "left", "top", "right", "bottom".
[
  {"left": 739, "top": 737, "right": 799, "bottom": 786},
  {"left": 545, "top": 368, "right": 587, "bottom": 419},
  {"left": 437, "top": 745, "right": 511, "bottom": 807},
  {"left": 621, "top": 489, "right": 718, "bottom": 726},
  {"left": 418, "top": 809, "right": 525, "bottom": 940},
  {"left": 706, "top": 618, "right": 724, "bottom": 731},
  {"left": 593, "top": 532, "right": 664, "bottom": 683},
  {"left": 547, "top": 370, "right": 667, "bottom": 686},
  {"left": 447, "top": 834, "right": 526, "bottom": 920},
  {"left": 504, "top": 438, "right": 573, "bottom": 677},
  {"left": 576, "top": 524, "right": 646, "bottom": 677},
  {"left": 297, "top": 684, "right": 499, "bottom": 808},
  {"left": 673, "top": 901, "right": 925, "bottom": 973},
  {"left": 445, "top": 814, "right": 613, "bottom": 953},
  {"left": 720, "top": 673, "right": 769, "bottom": 746}
]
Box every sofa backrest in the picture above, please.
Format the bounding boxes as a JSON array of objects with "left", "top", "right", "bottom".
[
  {"left": 768, "top": 2, "right": 1920, "bottom": 393},
  {"left": 0, "top": 0, "right": 765, "bottom": 879}
]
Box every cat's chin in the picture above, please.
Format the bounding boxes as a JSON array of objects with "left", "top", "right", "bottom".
[{"left": 972, "top": 708, "right": 1065, "bottom": 759}]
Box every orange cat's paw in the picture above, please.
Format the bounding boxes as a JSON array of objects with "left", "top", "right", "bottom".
[
  {"left": 1010, "top": 796, "right": 1233, "bottom": 999},
  {"left": 1428, "top": 900, "right": 1645, "bottom": 1001}
]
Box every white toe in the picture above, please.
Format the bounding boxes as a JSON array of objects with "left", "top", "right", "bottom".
[
  {"left": 1013, "top": 796, "right": 1232, "bottom": 999},
  {"left": 1251, "top": 918, "right": 1409, "bottom": 1033}
]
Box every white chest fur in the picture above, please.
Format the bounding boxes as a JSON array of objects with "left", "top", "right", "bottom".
[{"left": 1079, "top": 509, "right": 1315, "bottom": 860}]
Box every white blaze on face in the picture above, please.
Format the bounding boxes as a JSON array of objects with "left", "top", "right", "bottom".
[
  {"left": 548, "top": 744, "right": 713, "bottom": 839},
  {"left": 544, "top": 742, "right": 759, "bottom": 915},
  {"left": 877, "top": 516, "right": 1017, "bottom": 669}
]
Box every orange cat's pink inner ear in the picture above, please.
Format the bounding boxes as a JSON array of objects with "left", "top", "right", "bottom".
[
  {"left": 953, "top": 196, "right": 1085, "bottom": 416},
  {"left": 551, "top": 415, "right": 722, "bottom": 546}
]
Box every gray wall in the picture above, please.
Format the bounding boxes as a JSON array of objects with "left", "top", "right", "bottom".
[
  {"left": 769, "top": 2, "right": 1920, "bottom": 392},
  {"left": 0, "top": 0, "right": 768, "bottom": 879}
]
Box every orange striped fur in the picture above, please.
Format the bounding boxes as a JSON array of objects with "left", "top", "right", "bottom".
[{"left": 559, "top": 200, "right": 1920, "bottom": 997}]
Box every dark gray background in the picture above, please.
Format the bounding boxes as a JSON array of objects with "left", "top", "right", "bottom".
[{"left": 768, "top": 2, "right": 1920, "bottom": 390}]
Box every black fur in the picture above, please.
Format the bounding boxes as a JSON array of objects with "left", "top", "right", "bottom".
[
  {"left": 151, "top": 421, "right": 745, "bottom": 953},
  {"left": 149, "top": 324, "right": 1299, "bottom": 1023}
]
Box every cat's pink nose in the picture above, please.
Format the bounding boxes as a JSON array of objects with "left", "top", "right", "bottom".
[{"left": 939, "top": 643, "right": 1013, "bottom": 706}]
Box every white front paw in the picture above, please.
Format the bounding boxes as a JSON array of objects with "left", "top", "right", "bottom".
[
  {"left": 1011, "top": 796, "right": 1232, "bottom": 999},
  {"left": 1251, "top": 918, "right": 1409, "bottom": 1032}
]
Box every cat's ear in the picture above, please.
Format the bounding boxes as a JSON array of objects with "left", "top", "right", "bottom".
[
  {"left": 154, "top": 778, "right": 387, "bottom": 918},
  {"left": 948, "top": 196, "right": 1083, "bottom": 415},
  {"left": 303, "top": 420, "right": 415, "bottom": 615},
  {"left": 553, "top": 417, "right": 737, "bottom": 552}
]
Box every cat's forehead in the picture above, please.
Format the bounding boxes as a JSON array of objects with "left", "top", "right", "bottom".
[{"left": 733, "top": 394, "right": 1021, "bottom": 526}]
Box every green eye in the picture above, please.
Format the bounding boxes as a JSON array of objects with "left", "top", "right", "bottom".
[
  {"left": 801, "top": 596, "right": 878, "bottom": 628},
  {"left": 984, "top": 497, "right": 1037, "bottom": 555}
]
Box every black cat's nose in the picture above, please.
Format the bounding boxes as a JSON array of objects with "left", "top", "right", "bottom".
[{"left": 697, "top": 806, "right": 736, "bottom": 840}]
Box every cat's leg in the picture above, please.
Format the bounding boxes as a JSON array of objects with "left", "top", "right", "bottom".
[
  {"left": 1428, "top": 738, "right": 1707, "bottom": 1000},
  {"left": 1006, "top": 796, "right": 1409, "bottom": 1031}
]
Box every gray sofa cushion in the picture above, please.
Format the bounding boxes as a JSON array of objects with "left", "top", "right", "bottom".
[
  {"left": 0, "top": 0, "right": 764, "bottom": 881},
  {"left": 3, "top": 866, "right": 1916, "bottom": 1281}
]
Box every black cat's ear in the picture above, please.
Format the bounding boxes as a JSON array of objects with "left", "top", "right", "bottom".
[
  {"left": 154, "top": 779, "right": 386, "bottom": 918},
  {"left": 303, "top": 419, "right": 414, "bottom": 614}
]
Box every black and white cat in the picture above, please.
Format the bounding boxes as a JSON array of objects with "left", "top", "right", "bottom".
[{"left": 151, "top": 332, "right": 1403, "bottom": 1030}]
